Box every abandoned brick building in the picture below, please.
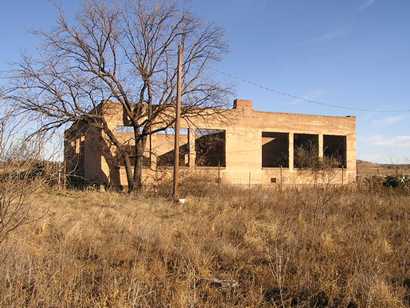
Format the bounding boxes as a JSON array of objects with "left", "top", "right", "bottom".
[{"left": 64, "top": 99, "right": 356, "bottom": 188}]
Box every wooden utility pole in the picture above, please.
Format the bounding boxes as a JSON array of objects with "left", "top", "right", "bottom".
[
  {"left": 172, "top": 44, "right": 183, "bottom": 200},
  {"left": 148, "top": 103, "right": 152, "bottom": 166}
]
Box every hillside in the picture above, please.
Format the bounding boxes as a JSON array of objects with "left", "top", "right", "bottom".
[{"left": 357, "top": 160, "right": 410, "bottom": 177}]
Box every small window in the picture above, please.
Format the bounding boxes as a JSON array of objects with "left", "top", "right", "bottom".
[
  {"left": 156, "top": 128, "right": 189, "bottom": 167},
  {"left": 157, "top": 144, "right": 189, "bottom": 167},
  {"left": 324, "top": 135, "right": 347, "bottom": 168},
  {"left": 294, "top": 133, "right": 319, "bottom": 168},
  {"left": 262, "top": 132, "right": 289, "bottom": 168},
  {"left": 195, "top": 129, "right": 226, "bottom": 167}
]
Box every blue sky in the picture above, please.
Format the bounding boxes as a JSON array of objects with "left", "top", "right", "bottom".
[{"left": 0, "top": 0, "right": 409, "bottom": 163}]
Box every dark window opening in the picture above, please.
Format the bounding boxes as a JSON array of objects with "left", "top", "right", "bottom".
[
  {"left": 155, "top": 129, "right": 189, "bottom": 167},
  {"left": 195, "top": 129, "right": 226, "bottom": 167},
  {"left": 157, "top": 143, "right": 189, "bottom": 167},
  {"left": 262, "top": 132, "right": 289, "bottom": 168},
  {"left": 324, "top": 135, "right": 347, "bottom": 168},
  {"left": 294, "top": 133, "right": 319, "bottom": 169}
]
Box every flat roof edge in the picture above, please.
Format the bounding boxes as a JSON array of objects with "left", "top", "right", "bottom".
[{"left": 252, "top": 110, "right": 356, "bottom": 119}]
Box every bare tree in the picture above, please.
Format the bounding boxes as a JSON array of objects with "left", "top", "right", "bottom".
[{"left": 5, "top": 0, "right": 229, "bottom": 192}]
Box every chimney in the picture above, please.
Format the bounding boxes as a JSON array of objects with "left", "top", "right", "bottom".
[{"left": 233, "top": 99, "right": 253, "bottom": 111}]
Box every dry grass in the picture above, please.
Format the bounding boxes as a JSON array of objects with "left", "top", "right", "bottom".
[{"left": 0, "top": 183, "right": 409, "bottom": 307}]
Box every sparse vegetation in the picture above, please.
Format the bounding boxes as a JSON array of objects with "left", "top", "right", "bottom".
[
  {"left": 0, "top": 113, "right": 52, "bottom": 248},
  {"left": 0, "top": 181, "right": 409, "bottom": 307}
]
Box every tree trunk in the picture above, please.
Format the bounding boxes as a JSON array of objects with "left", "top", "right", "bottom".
[
  {"left": 100, "top": 120, "right": 135, "bottom": 192},
  {"left": 132, "top": 136, "right": 147, "bottom": 193},
  {"left": 122, "top": 152, "right": 134, "bottom": 193}
]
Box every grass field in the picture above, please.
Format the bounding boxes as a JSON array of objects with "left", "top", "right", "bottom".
[{"left": 0, "top": 183, "right": 409, "bottom": 307}]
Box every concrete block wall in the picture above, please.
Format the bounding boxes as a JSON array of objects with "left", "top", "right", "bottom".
[
  {"left": 64, "top": 99, "right": 356, "bottom": 188},
  {"left": 174, "top": 99, "right": 356, "bottom": 186}
]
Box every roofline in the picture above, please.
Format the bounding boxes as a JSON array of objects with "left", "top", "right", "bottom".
[
  {"left": 98, "top": 99, "right": 356, "bottom": 119},
  {"left": 252, "top": 110, "right": 356, "bottom": 120}
]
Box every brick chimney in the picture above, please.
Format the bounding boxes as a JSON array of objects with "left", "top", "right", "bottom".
[{"left": 233, "top": 99, "right": 253, "bottom": 111}]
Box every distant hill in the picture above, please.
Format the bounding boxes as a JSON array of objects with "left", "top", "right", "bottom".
[{"left": 357, "top": 160, "right": 410, "bottom": 177}]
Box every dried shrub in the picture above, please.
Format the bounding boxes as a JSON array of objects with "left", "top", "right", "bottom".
[{"left": 0, "top": 115, "right": 50, "bottom": 247}]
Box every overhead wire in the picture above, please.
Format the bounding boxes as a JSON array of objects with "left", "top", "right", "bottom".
[{"left": 213, "top": 68, "right": 410, "bottom": 113}]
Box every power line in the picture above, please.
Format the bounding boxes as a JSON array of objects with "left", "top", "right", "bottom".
[{"left": 213, "top": 68, "right": 410, "bottom": 113}]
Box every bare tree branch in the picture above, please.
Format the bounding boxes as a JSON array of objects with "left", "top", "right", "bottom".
[{"left": 4, "top": 0, "right": 231, "bottom": 192}]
